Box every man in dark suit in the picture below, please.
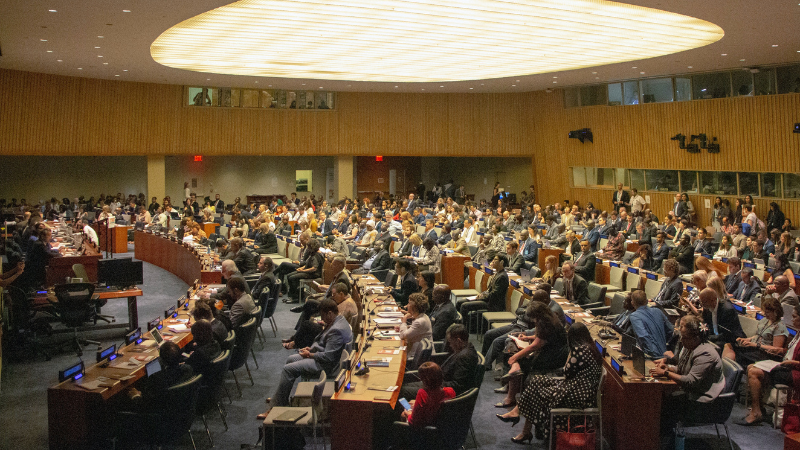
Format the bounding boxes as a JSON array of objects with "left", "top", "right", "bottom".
[
  {"left": 697, "top": 288, "right": 745, "bottom": 347},
  {"left": 213, "top": 194, "right": 225, "bottom": 212},
  {"left": 400, "top": 323, "right": 478, "bottom": 399},
  {"left": 228, "top": 237, "right": 256, "bottom": 275},
  {"left": 652, "top": 231, "right": 671, "bottom": 269},
  {"left": 207, "top": 260, "right": 252, "bottom": 303},
  {"left": 520, "top": 228, "right": 540, "bottom": 263},
  {"left": 733, "top": 268, "right": 760, "bottom": 304},
  {"left": 559, "top": 261, "right": 590, "bottom": 305},
  {"left": 582, "top": 220, "right": 600, "bottom": 252},
  {"left": 406, "top": 193, "right": 418, "bottom": 213},
  {"left": 251, "top": 256, "right": 277, "bottom": 299},
  {"left": 254, "top": 227, "right": 278, "bottom": 254},
  {"left": 693, "top": 228, "right": 713, "bottom": 255},
  {"left": 430, "top": 285, "right": 459, "bottom": 341},
  {"left": 459, "top": 254, "right": 509, "bottom": 320},
  {"left": 370, "top": 241, "right": 393, "bottom": 272},
  {"left": 573, "top": 240, "right": 596, "bottom": 283},
  {"left": 724, "top": 257, "right": 743, "bottom": 294},
  {"left": 455, "top": 185, "right": 466, "bottom": 205},
  {"left": 422, "top": 219, "right": 438, "bottom": 243},
  {"left": 672, "top": 193, "right": 688, "bottom": 220},
  {"left": 669, "top": 234, "right": 694, "bottom": 274},
  {"left": 652, "top": 259, "right": 684, "bottom": 308},
  {"left": 612, "top": 183, "right": 630, "bottom": 213},
  {"left": 315, "top": 211, "right": 335, "bottom": 237},
  {"left": 505, "top": 241, "right": 524, "bottom": 274}
]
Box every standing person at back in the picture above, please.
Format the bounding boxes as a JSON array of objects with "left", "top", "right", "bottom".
[{"left": 612, "top": 183, "right": 630, "bottom": 213}]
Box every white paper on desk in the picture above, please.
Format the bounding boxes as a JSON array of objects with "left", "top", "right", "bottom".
[
  {"left": 75, "top": 380, "right": 103, "bottom": 391},
  {"left": 169, "top": 324, "right": 188, "bottom": 331},
  {"left": 377, "top": 330, "right": 400, "bottom": 336},
  {"left": 464, "top": 295, "right": 478, "bottom": 301},
  {"left": 111, "top": 360, "right": 140, "bottom": 369},
  {"left": 374, "top": 318, "right": 401, "bottom": 325},
  {"left": 377, "top": 312, "right": 404, "bottom": 318},
  {"left": 753, "top": 360, "right": 782, "bottom": 372}
]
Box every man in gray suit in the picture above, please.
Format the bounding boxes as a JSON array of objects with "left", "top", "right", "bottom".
[
  {"left": 559, "top": 261, "right": 590, "bottom": 305},
  {"left": 573, "top": 240, "right": 596, "bottom": 283},
  {"left": 227, "top": 277, "right": 256, "bottom": 328},
  {"left": 269, "top": 299, "right": 353, "bottom": 406}
]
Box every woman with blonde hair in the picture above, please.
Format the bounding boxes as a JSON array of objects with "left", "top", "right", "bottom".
[{"left": 538, "top": 255, "right": 562, "bottom": 286}]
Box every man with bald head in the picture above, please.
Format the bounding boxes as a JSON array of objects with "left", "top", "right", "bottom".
[
  {"left": 765, "top": 275, "right": 799, "bottom": 307},
  {"left": 628, "top": 290, "right": 673, "bottom": 358},
  {"left": 693, "top": 288, "right": 744, "bottom": 355},
  {"left": 204, "top": 259, "right": 251, "bottom": 303}
]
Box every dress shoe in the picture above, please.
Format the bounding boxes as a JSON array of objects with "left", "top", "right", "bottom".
[
  {"left": 494, "top": 385, "right": 509, "bottom": 393},
  {"left": 496, "top": 413, "right": 520, "bottom": 427},
  {"left": 494, "top": 401, "right": 516, "bottom": 408},
  {"left": 511, "top": 432, "right": 533, "bottom": 444},
  {"left": 289, "top": 305, "right": 303, "bottom": 313},
  {"left": 500, "top": 371, "right": 524, "bottom": 383},
  {"left": 281, "top": 338, "right": 293, "bottom": 344}
]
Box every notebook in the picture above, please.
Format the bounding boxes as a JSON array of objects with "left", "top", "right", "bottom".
[{"left": 272, "top": 410, "right": 308, "bottom": 424}]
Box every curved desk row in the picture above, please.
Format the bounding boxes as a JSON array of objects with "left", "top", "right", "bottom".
[{"left": 133, "top": 231, "right": 221, "bottom": 286}]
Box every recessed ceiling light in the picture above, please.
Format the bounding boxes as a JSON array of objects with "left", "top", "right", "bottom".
[
  {"left": 207, "top": 78, "right": 210, "bottom": 80},
  {"left": 319, "top": 87, "right": 323, "bottom": 89},
  {"left": 592, "top": 72, "right": 597, "bottom": 74},
  {"left": 40, "top": 39, "right": 47, "bottom": 42},
  {"left": 595, "top": 77, "right": 599, "bottom": 79},
  {"left": 553, "top": 81, "right": 558, "bottom": 83},
  {"left": 103, "top": 62, "right": 108, "bottom": 65},
  {"left": 123, "top": 69, "right": 128, "bottom": 71},
  {"left": 254, "top": 81, "right": 258, "bottom": 83},
  {"left": 511, "top": 84, "right": 516, "bottom": 87},
  {"left": 98, "top": 55, "right": 103, "bottom": 58},
  {"left": 268, "top": 84, "right": 272, "bottom": 87},
  {"left": 98, "top": 36, "right": 104, "bottom": 38},
  {"left": 115, "top": 74, "right": 120, "bottom": 77},
  {"left": 95, "top": 46, "right": 101, "bottom": 49},
  {"left": 421, "top": 88, "right": 425, "bottom": 91},
  {"left": 740, "top": 59, "right": 745, "bottom": 61},
  {"left": 688, "top": 65, "right": 693, "bottom": 68},
  {"left": 122, "top": 10, "right": 131, "bottom": 12},
  {"left": 394, "top": 86, "right": 398, "bottom": 88},
  {"left": 46, "top": 50, "right": 52, "bottom": 53},
  {"left": 640, "top": 71, "right": 645, "bottom": 74},
  {"left": 48, "top": 9, "right": 57, "bottom": 12},
  {"left": 57, "top": 59, "right": 62, "bottom": 62},
  {"left": 516, "top": 80, "right": 520, "bottom": 82},
  {"left": 77, "top": 68, "right": 82, "bottom": 70},
  {"left": 632, "top": 66, "right": 637, "bottom": 69},
  {"left": 152, "top": 0, "right": 724, "bottom": 82},
  {"left": 302, "top": 83, "right": 306, "bottom": 85},
  {"left": 772, "top": 44, "right": 779, "bottom": 47},
  {"left": 721, "top": 53, "right": 727, "bottom": 56},
  {"left": 469, "top": 87, "right": 473, "bottom": 89}
]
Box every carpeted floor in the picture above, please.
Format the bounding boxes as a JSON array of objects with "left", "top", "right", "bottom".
[{"left": 0, "top": 246, "right": 787, "bottom": 449}]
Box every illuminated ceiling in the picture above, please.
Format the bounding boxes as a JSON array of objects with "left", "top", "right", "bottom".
[{"left": 150, "top": 0, "right": 724, "bottom": 82}]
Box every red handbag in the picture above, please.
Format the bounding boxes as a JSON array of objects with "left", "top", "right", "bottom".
[{"left": 555, "top": 415, "right": 596, "bottom": 450}]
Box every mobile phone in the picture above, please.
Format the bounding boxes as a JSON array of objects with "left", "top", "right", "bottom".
[{"left": 399, "top": 398, "right": 412, "bottom": 411}]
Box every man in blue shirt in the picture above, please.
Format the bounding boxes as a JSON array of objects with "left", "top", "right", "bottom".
[{"left": 629, "top": 290, "right": 673, "bottom": 359}]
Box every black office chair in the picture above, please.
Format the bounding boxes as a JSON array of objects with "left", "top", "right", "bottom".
[
  {"left": 263, "top": 282, "right": 280, "bottom": 337},
  {"left": 680, "top": 357, "right": 743, "bottom": 449},
  {"left": 50, "top": 283, "right": 102, "bottom": 356},
  {"left": 112, "top": 374, "right": 203, "bottom": 450},
  {"left": 384, "top": 269, "right": 398, "bottom": 288},
  {"left": 582, "top": 282, "right": 607, "bottom": 310},
  {"left": 228, "top": 317, "right": 258, "bottom": 397},
  {"left": 391, "top": 388, "right": 480, "bottom": 450},
  {"left": 196, "top": 350, "right": 232, "bottom": 446}
]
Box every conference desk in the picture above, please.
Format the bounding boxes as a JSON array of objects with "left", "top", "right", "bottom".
[
  {"left": 47, "top": 289, "right": 198, "bottom": 450},
  {"left": 440, "top": 252, "right": 470, "bottom": 290},
  {"left": 133, "top": 230, "right": 222, "bottom": 285},
  {"left": 33, "top": 287, "right": 144, "bottom": 333},
  {"left": 45, "top": 253, "right": 102, "bottom": 287},
  {"left": 329, "top": 276, "right": 407, "bottom": 450}
]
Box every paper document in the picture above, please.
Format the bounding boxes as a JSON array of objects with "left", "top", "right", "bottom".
[
  {"left": 753, "top": 360, "right": 782, "bottom": 372},
  {"left": 75, "top": 380, "right": 103, "bottom": 391}
]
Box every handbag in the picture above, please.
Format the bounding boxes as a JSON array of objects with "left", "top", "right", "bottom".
[{"left": 555, "top": 415, "right": 596, "bottom": 450}]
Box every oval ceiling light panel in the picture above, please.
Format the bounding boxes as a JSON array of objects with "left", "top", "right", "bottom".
[{"left": 150, "top": 0, "right": 723, "bottom": 82}]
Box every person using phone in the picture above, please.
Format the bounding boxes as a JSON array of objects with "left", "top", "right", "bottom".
[{"left": 399, "top": 361, "right": 455, "bottom": 427}]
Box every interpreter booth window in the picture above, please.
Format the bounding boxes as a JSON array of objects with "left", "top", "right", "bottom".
[
  {"left": 629, "top": 169, "right": 646, "bottom": 192},
  {"left": 674, "top": 77, "right": 692, "bottom": 101},
  {"left": 761, "top": 173, "right": 782, "bottom": 198},
  {"left": 296, "top": 170, "right": 312, "bottom": 193},
  {"left": 585, "top": 168, "right": 614, "bottom": 187},
  {"left": 218, "top": 88, "right": 241, "bottom": 107},
  {"left": 700, "top": 172, "right": 737, "bottom": 195},
  {"left": 754, "top": 69, "right": 777, "bottom": 96},
  {"left": 732, "top": 71, "right": 753, "bottom": 97},
  {"left": 776, "top": 64, "right": 800, "bottom": 94},
  {"left": 572, "top": 167, "right": 587, "bottom": 187},
  {"left": 316, "top": 92, "right": 334, "bottom": 109},
  {"left": 739, "top": 173, "right": 759, "bottom": 197},
  {"left": 640, "top": 78, "right": 673, "bottom": 103},
  {"left": 564, "top": 88, "right": 580, "bottom": 108},
  {"left": 607, "top": 83, "right": 622, "bottom": 106},
  {"left": 645, "top": 170, "right": 678, "bottom": 192},
  {"left": 288, "top": 91, "right": 299, "bottom": 109},
  {"left": 679, "top": 171, "right": 698, "bottom": 193},
  {"left": 188, "top": 87, "right": 214, "bottom": 106},
  {"left": 612, "top": 168, "right": 627, "bottom": 187},
  {"left": 580, "top": 85, "right": 607, "bottom": 107},
  {"left": 785, "top": 174, "right": 800, "bottom": 199},
  {"left": 297, "top": 91, "right": 308, "bottom": 109},
  {"left": 241, "top": 89, "right": 259, "bottom": 108},
  {"left": 692, "top": 72, "right": 731, "bottom": 99},
  {"left": 261, "top": 90, "right": 276, "bottom": 108},
  {"left": 623, "top": 81, "right": 639, "bottom": 105}
]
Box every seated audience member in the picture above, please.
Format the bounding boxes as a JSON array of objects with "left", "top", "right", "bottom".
[
  {"left": 353, "top": 240, "right": 391, "bottom": 273},
  {"left": 482, "top": 289, "right": 549, "bottom": 372},
  {"left": 505, "top": 241, "right": 524, "bottom": 274},
  {"left": 652, "top": 231, "right": 671, "bottom": 269},
  {"left": 400, "top": 324, "right": 478, "bottom": 400},
  {"left": 412, "top": 238, "right": 442, "bottom": 273},
  {"left": 629, "top": 290, "right": 674, "bottom": 358},
  {"left": 206, "top": 260, "right": 251, "bottom": 305},
  {"left": 416, "top": 270, "right": 435, "bottom": 306},
  {"left": 125, "top": 341, "right": 193, "bottom": 410},
  {"left": 763, "top": 253, "right": 796, "bottom": 290},
  {"left": 582, "top": 220, "right": 600, "bottom": 252},
  {"left": 733, "top": 268, "right": 761, "bottom": 304},
  {"left": 446, "top": 229, "right": 470, "bottom": 256},
  {"left": 734, "top": 297, "right": 788, "bottom": 366},
  {"left": 227, "top": 237, "right": 256, "bottom": 275},
  {"left": 398, "top": 362, "right": 456, "bottom": 430},
  {"left": 536, "top": 254, "right": 562, "bottom": 286},
  {"left": 723, "top": 257, "right": 743, "bottom": 294},
  {"left": 764, "top": 274, "right": 800, "bottom": 307},
  {"left": 496, "top": 322, "right": 602, "bottom": 443},
  {"left": 331, "top": 282, "right": 358, "bottom": 323},
  {"left": 250, "top": 256, "right": 277, "bottom": 300},
  {"left": 695, "top": 255, "right": 724, "bottom": 278},
  {"left": 714, "top": 234, "right": 738, "bottom": 259},
  {"left": 253, "top": 223, "right": 278, "bottom": 254},
  {"left": 23, "top": 226, "right": 61, "bottom": 291},
  {"left": 325, "top": 233, "right": 349, "bottom": 257},
  {"left": 184, "top": 319, "right": 222, "bottom": 379},
  {"left": 285, "top": 238, "right": 324, "bottom": 303},
  {"left": 611, "top": 292, "right": 635, "bottom": 335},
  {"left": 669, "top": 234, "right": 694, "bottom": 274},
  {"left": 496, "top": 302, "right": 569, "bottom": 409},
  {"left": 650, "top": 315, "right": 725, "bottom": 432},
  {"left": 397, "top": 293, "right": 433, "bottom": 360},
  {"left": 684, "top": 287, "right": 744, "bottom": 360},
  {"left": 692, "top": 228, "right": 713, "bottom": 255},
  {"left": 430, "top": 285, "right": 458, "bottom": 341},
  {"left": 680, "top": 270, "right": 708, "bottom": 308},
  {"left": 291, "top": 255, "right": 351, "bottom": 314},
  {"left": 268, "top": 299, "right": 353, "bottom": 407},
  {"left": 651, "top": 259, "right": 684, "bottom": 308},
  {"left": 598, "top": 225, "right": 625, "bottom": 261},
  {"left": 572, "top": 240, "right": 596, "bottom": 282},
  {"left": 226, "top": 277, "right": 256, "bottom": 328},
  {"left": 520, "top": 228, "right": 542, "bottom": 262},
  {"left": 192, "top": 302, "right": 229, "bottom": 344},
  {"left": 390, "top": 259, "right": 420, "bottom": 307},
  {"left": 738, "top": 303, "right": 800, "bottom": 426},
  {"left": 459, "top": 254, "right": 509, "bottom": 321},
  {"left": 558, "top": 261, "right": 589, "bottom": 305}
]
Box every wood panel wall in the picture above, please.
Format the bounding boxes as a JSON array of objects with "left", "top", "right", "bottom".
[{"left": 528, "top": 89, "right": 800, "bottom": 227}]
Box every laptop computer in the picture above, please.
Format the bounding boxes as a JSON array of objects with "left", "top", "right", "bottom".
[
  {"left": 631, "top": 345, "right": 646, "bottom": 374},
  {"left": 150, "top": 327, "right": 165, "bottom": 347},
  {"left": 520, "top": 268, "right": 532, "bottom": 283},
  {"left": 145, "top": 358, "right": 162, "bottom": 377},
  {"left": 620, "top": 333, "right": 636, "bottom": 357}
]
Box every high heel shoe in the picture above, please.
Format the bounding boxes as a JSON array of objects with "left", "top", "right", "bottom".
[
  {"left": 510, "top": 432, "right": 533, "bottom": 444},
  {"left": 496, "top": 413, "right": 520, "bottom": 427},
  {"left": 499, "top": 371, "right": 524, "bottom": 383}
]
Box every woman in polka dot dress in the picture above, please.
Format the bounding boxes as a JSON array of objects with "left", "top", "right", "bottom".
[{"left": 497, "top": 322, "right": 602, "bottom": 443}]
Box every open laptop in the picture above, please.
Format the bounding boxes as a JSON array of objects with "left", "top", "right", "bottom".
[
  {"left": 519, "top": 268, "right": 532, "bottom": 283},
  {"left": 631, "top": 345, "right": 647, "bottom": 374},
  {"left": 145, "top": 358, "right": 162, "bottom": 377},
  {"left": 149, "top": 327, "right": 165, "bottom": 347},
  {"left": 620, "top": 333, "right": 636, "bottom": 357}
]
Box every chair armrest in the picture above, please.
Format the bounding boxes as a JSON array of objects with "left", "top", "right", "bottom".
[
  {"left": 429, "top": 352, "right": 448, "bottom": 366},
  {"left": 582, "top": 301, "right": 604, "bottom": 310},
  {"left": 588, "top": 306, "right": 610, "bottom": 317}
]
